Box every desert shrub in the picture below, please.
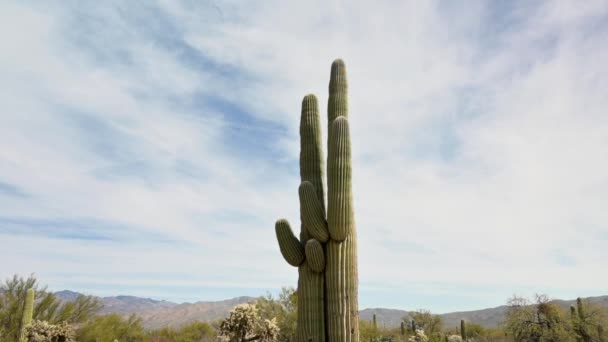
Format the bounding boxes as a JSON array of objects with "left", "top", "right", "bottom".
[
  {"left": 148, "top": 321, "right": 215, "bottom": 342},
  {"left": 76, "top": 313, "right": 145, "bottom": 342},
  {"left": 23, "top": 320, "right": 75, "bottom": 342},
  {"left": 255, "top": 287, "right": 296, "bottom": 342},
  {"left": 408, "top": 329, "right": 428, "bottom": 342},
  {"left": 218, "top": 303, "right": 279, "bottom": 342},
  {"left": 0, "top": 274, "right": 101, "bottom": 342},
  {"left": 503, "top": 294, "right": 573, "bottom": 342}
]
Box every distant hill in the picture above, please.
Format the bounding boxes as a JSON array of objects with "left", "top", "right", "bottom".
[
  {"left": 55, "top": 291, "right": 255, "bottom": 329},
  {"left": 55, "top": 291, "right": 608, "bottom": 330},
  {"left": 361, "top": 296, "right": 608, "bottom": 329}
]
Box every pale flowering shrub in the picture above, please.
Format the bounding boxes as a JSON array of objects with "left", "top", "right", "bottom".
[
  {"left": 219, "top": 303, "right": 280, "bottom": 342},
  {"left": 408, "top": 329, "right": 428, "bottom": 342},
  {"left": 447, "top": 335, "right": 464, "bottom": 342},
  {"left": 24, "top": 320, "right": 75, "bottom": 342}
]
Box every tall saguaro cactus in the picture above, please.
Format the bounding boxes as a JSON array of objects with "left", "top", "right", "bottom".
[
  {"left": 20, "top": 288, "right": 35, "bottom": 342},
  {"left": 275, "top": 59, "right": 358, "bottom": 342}
]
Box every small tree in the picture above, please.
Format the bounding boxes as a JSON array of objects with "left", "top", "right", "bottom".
[
  {"left": 504, "top": 294, "right": 573, "bottom": 342},
  {"left": 406, "top": 310, "right": 443, "bottom": 340},
  {"left": 570, "top": 297, "right": 608, "bottom": 342},
  {"left": 219, "top": 303, "right": 279, "bottom": 342},
  {"left": 256, "top": 287, "right": 296, "bottom": 342}
]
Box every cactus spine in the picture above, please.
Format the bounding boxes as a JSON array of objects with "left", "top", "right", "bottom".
[
  {"left": 275, "top": 59, "right": 358, "bottom": 342},
  {"left": 460, "top": 320, "right": 466, "bottom": 340},
  {"left": 20, "top": 288, "right": 35, "bottom": 342}
]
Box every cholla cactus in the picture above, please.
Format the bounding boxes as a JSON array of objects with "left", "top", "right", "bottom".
[
  {"left": 23, "top": 320, "right": 75, "bottom": 342},
  {"left": 447, "top": 335, "right": 463, "bottom": 342},
  {"left": 408, "top": 329, "right": 428, "bottom": 342},
  {"left": 219, "top": 303, "right": 279, "bottom": 342}
]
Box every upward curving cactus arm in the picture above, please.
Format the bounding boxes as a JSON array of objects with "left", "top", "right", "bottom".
[
  {"left": 327, "top": 117, "right": 353, "bottom": 242},
  {"left": 275, "top": 219, "right": 305, "bottom": 267},
  {"left": 305, "top": 239, "right": 325, "bottom": 272},
  {"left": 299, "top": 181, "right": 329, "bottom": 242},
  {"left": 300, "top": 94, "right": 326, "bottom": 206}
]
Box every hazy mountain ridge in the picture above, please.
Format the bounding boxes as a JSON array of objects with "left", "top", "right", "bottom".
[{"left": 55, "top": 291, "right": 608, "bottom": 330}]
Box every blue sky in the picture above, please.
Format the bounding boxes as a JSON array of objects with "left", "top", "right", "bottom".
[{"left": 1, "top": 0, "right": 608, "bottom": 313}]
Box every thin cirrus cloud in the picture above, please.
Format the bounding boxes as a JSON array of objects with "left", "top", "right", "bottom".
[{"left": 0, "top": 1, "right": 607, "bottom": 312}]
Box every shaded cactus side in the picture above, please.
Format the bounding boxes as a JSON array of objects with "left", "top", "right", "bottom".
[
  {"left": 20, "top": 288, "right": 35, "bottom": 342},
  {"left": 400, "top": 321, "right": 405, "bottom": 336},
  {"left": 460, "top": 320, "right": 466, "bottom": 340},
  {"left": 275, "top": 59, "right": 358, "bottom": 342}
]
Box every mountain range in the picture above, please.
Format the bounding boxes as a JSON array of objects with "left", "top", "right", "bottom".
[{"left": 54, "top": 291, "right": 608, "bottom": 330}]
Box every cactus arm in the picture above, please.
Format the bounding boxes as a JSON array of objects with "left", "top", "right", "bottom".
[
  {"left": 275, "top": 219, "right": 305, "bottom": 266},
  {"left": 300, "top": 94, "right": 326, "bottom": 208},
  {"left": 305, "top": 239, "right": 326, "bottom": 272},
  {"left": 327, "top": 117, "right": 353, "bottom": 241},
  {"left": 299, "top": 181, "right": 329, "bottom": 242}
]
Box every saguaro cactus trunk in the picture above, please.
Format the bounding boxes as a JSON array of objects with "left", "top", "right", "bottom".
[
  {"left": 20, "top": 288, "right": 35, "bottom": 342},
  {"left": 275, "top": 59, "right": 359, "bottom": 342},
  {"left": 460, "top": 320, "right": 466, "bottom": 340}
]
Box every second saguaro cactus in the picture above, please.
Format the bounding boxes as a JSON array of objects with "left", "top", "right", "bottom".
[
  {"left": 460, "top": 320, "right": 466, "bottom": 340},
  {"left": 275, "top": 59, "right": 358, "bottom": 342},
  {"left": 20, "top": 288, "right": 35, "bottom": 342}
]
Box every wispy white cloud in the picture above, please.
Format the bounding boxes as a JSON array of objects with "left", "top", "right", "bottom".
[{"left": 1, "top": 0, "right": 607, "bottom": 312}]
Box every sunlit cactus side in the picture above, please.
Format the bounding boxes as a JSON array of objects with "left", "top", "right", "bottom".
[
  {"left": 20, "top": 288, "right": 35, "bottom": 342},
  {"left": 274, "top": 59, "right": 358, "bottom": 342},
  {"left": 460, "top": 320, "right": 466, "bottom": 340}
]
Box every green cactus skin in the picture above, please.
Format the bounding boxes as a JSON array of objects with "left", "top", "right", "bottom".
[
  {"left": 571, "top": 305, "right": 577, "bottom": 320},
  {"left": 411, "top": 320, "right": 416, "bottom": 333},
  {"left": 400, "top": 321, "right": 405, "bottom": 336},
  {"left": 325, "top": 60, "right": 358, "bottom": 342},
  {"left": 306, "top": 239, "right": 325, "bottom": 273},
  {"left": 576, "top": 297, "right": 585, "bottom": 320},
  {"left": 275, "top": 60, "right": 359, "bottom": 342},
  {"left": 20, "top": 288, "right": 35, "bottom": 342},
  {"left": 276, "top": 219, "right": 305, "bottom": 267},
  {"left": 460, "top": 319, "right": 466, "bottom": 340},
  {"left": 373, "top": 313, "right": 377, "bottom": 329}
]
